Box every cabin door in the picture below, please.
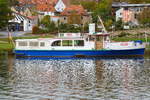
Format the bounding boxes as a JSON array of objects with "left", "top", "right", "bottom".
[
  {"left": 95, "top": 41, "right": 103, "bottom": 50},
  {"left": 89, "top": 35, "right": 103, "bottom": 50},
  {"left": 95, "top": 36, "right": 103, "bottom": 50}
]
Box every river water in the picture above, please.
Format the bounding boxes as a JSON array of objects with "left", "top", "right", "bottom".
[{"left": 0, "top": 52, "right": 150, "bottom": 100}]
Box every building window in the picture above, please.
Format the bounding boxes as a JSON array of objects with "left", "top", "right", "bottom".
[
  {"left": 51, "top": 40, "right": 61, "bottom": 46},
  {"left": 60, "top": 33, "right": 64, "bottom": 37},
  {"left": 124, "top": 7, "right": 128, "bottom": 10},
  {"left": 135, "top": 14, "right": 137, "bottom": 19},
  {"left": 62, "top": 40, "right": 72, "bottom": 46},
  {"left": 74, "top": 40, "right": 84, "bottom": 46},
  {"left": 64, "top": 17, "right": 66, "bottom": 20},
  {"left": 120, "top": 13, "right": 122, "bottom": 16},
  {"left": 29, "top": 42, "right": 38, "bottom": 47},
  {"left": 18, "top": 41, "right": 27, "bottom": 46}
]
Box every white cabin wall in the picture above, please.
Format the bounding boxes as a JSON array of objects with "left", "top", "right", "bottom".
[
  {"left": 104, "top": 42, "right": 145, "bottom": 50},
  {"left": 16, "top": 40, "right": 95, "bottom": 50}
]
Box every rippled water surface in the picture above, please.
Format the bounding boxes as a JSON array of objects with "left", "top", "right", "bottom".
[{"left": 0, "top": 53, "right": 150, "bottom": 100}]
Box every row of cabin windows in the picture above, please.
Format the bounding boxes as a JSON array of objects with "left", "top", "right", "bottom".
[
  {"left": 18, "top": 42, "right": 45, "bottom": 47},
  {"left": 51, "top": 40, "right": 84, "bottom": 46},
  {"left": 18, "top": 40, "right": 84, "bottom": 47}
]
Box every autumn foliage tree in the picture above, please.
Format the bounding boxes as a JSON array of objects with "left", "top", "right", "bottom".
[
  {"left": 0, "top": 0, "right": 13, "bottom": 29},
  {"left": 92, "top": 0, "right": 113, "bottom": 30},
  {"left": 68, "top": 11, "right": 82, "bottom": 24},
  {"left": 138, "top": 8, "right": 150, "bottom": 26}
]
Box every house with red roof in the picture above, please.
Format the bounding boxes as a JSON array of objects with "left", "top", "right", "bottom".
[
  {"left": 59, "top": 5, "right": 91, "bottom": 25},
  {"left": 8, "top": 12, "right": 38, "bottom": 31},
  {"left": 36, "top": 0, "right": 91, "bottom": 26},
  {"left": 14, "top": 0, "right": 91, "bottom": 31}
]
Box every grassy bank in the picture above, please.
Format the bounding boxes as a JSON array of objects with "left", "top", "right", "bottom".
[
  {"left": 0, "top": 42, "right": 14, "bottom": 51},
  {"left": 112, "top": 37, "right": 150, "bottom": 42}
]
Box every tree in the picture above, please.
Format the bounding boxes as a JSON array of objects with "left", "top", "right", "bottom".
[
  {"left": 40, "top": 15, "right": 56, "bottom": 32},
  {"left": 68, "top": 11, "right": 82, "bottom": 25},
  {"left": 93, "top": 0, "right": 113, "bottom": 30},
  {"left": 114, "top": 19, "right": 123, "bottom": 30},
  {"left": 138, "top": 8, "right": 150, "bottom": 26},
  {"left": 0, "top": 0, "right": 12, "bottom": 29},
  {"left": 9, "top": 0, "right": 19, "bottom": 6},
  {"left": 80, "top": 1, "right": 97, "bottom": 12}
]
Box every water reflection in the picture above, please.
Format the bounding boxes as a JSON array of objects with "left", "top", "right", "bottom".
[{"left": 0, "top": 54, "right": 150, "bottom": 100}]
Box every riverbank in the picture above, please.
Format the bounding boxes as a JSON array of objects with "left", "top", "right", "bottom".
[{"left": 0, "top": 34, "right": 150, "bottom": 51}]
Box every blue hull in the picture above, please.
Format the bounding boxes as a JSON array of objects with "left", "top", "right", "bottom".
[{"left": 15, "top": 48, "right": 145, "bottom": 57}]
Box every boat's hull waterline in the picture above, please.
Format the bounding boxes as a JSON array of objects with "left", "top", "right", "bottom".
[{"left": 15, "top": 48, "right": 145, "bottom": 58}]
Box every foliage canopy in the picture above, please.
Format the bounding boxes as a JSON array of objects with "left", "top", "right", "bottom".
[{"left": 0, "top": 0, "right": 13, "bottom": 29}]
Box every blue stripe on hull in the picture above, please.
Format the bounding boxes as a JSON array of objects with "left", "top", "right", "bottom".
[{"left": 15, "top": 48, "right": 145, "bottom": 57}]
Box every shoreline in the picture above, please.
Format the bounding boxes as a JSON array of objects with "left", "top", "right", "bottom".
[{"left": 0, "top": 34, "right": 150, "bottom": 54}]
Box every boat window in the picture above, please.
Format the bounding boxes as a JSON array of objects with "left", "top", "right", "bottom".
[
  {"left": 29, "top": 42, "right": 38, "bottom": 47},
  {"left": 51, "top": 40, "right": 61, "bottom": 46},
  {"left": 40, "top": 42, "right": 45, "bottom": 47},
  {"left": 62, "top": 40, "right": 72, "bottom": 46},
  {"left": 60, "top": 33, "right": 64, "bottom": 37},
  {"left": 18, "top": 41, "right": 27, "bottom": 46},
  {"left": 74, "top": 40, "right": 84, "bottom": 46}
]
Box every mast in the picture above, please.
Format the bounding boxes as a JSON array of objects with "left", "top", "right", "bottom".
[
  {"left": 97, "top": 16, "right": 110, "bottom": 49},
  {"left": 98, "top": 16, "right": 107, "bottom": 34}
]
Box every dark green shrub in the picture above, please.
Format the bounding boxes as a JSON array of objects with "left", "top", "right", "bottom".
[{"left": 118, "top": 32, "right": 130, "bottom": 37}]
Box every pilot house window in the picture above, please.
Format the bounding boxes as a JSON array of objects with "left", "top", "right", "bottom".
[
  {"left": 62, "top": 40, "right": 72, "bottom": 46},
  {"left": 51, "top": 40, "right": 61, "bottom": 46},
  {"left": 74, "top": 40, "right": 84, "bottom": 46}
]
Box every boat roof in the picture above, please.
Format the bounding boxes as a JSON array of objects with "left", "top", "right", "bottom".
[
  {"left": 89, "top": 33, "right": 110, "bottom": 36},
  {"left": 16, "top": 37, "right": 85, "bottom": 41}
]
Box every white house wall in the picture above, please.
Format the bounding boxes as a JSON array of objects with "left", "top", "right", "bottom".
[
  {"left": 51, "top": 16, "right": 59, "bottom": 23},
  {"left": 23, "top": 19, "right": 33, "bottom": 31},
  {"left": 9, "top": 13, "right": 35, "bottom": 31},
  {"left": 116, "top": 8, "right": 123, "bottom": 21},
  {"left": 44, "top": 12, "right": 55, "bottom": 16}
]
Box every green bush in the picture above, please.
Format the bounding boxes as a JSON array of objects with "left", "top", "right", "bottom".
[
  {"left": 58, "top": 23, "right": 82, "bottom": 33},
  {"left": 114, "top": 20, "right": 123, "bottom": 30},
  {"left": 118, "top": 32, "right": 130, "bottom": 37}
]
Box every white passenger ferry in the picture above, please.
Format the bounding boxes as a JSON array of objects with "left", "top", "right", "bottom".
[{"left": 14, "top": 32, "right": 145, "bottom": 58}]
